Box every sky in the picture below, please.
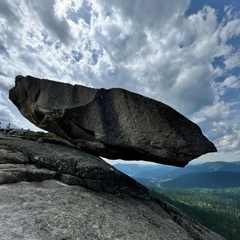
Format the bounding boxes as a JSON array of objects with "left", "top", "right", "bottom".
[{"left": 0, "top": 0, "right": 239, "bottom": 164}]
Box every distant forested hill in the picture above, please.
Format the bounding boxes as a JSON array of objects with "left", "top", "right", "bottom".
[
  {"left": 114, "top": 161, "right": 240, "bottom": 181},
  {"left": 113, "top": 163, "right": 157, "bottom": 176},
  {"left": 160, "top": 172, "right": 240, "bottom": 189}
]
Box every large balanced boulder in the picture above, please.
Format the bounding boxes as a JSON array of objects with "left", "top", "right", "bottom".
[{"left": 9, "top": 75, "right": 217, "bottom": 166}]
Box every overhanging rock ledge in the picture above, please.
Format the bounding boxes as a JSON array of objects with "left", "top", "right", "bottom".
[{"left": 9, "top": 75, "right": 217, "bottom": 167}]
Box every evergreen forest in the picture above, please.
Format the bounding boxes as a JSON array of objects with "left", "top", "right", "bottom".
[{"left": 151, "top": 188, "right": 240, "bottom": 240}]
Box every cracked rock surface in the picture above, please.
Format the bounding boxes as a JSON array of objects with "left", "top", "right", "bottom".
[
  {"left": 0, "top": 180, "right": 197, "bottom": 240},
  {"left": 9, "top": 75, "right": 217, "bottom": 166},
  {"left": 0, "top": 132, "right": 225, "bottom": 240},
  {"left": 0, "top": 180, "right": 225, "bottom": 240},
  {"left": 0, "top": 133, "right": 148, "bottom": 198}
]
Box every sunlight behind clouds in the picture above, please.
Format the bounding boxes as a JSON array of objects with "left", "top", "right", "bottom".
[{"left": 0, "top": 0, "right": 239, "bottom": 160}]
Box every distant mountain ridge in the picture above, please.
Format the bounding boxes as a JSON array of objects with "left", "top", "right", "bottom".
[
  {"left": 160, "top": 172, "right": 240, "bottom": 189},
  {"left": 114, "top": 161, "right": 240, "bottom": 181},
  {"left": 113, "top": 161, "right": 240, "bottom": 189},
  {"left": 113, "top": 163, "right": 158, "bottom": 176}
]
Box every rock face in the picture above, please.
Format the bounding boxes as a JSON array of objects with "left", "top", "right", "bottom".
[
  {"left": 9, "top": 75, "right": 217, "bottom": 166},
  {"left": 0, "top": 132, "right": 148, "bottom": 198},
  {"left": 0, "top": 133, "right": 225, "bottom": 240}
]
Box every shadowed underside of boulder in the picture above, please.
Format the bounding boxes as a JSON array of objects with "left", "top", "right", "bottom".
[{"left": 9, "top": 75, "right": 217, "bottom": 166}]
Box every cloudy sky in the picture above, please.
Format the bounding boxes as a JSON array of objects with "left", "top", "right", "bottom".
[{"left": 0, "top": 0, "right": 239, "bottom": 163}]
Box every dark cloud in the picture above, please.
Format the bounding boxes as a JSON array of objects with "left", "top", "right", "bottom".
[
  {"left": 0, "top": 0, "right": 18, "bottom": 25},
  {"left": 0, "top": 0, "right": 239, "bottom": 158},
  {"left": 28, "top": 0, "right": 73, "bottom": 45},
  {"left": 0, "top": 43, "right": 9, "bottom": 57}
]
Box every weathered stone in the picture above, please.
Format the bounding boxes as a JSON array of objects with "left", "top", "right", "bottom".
[
  {"left": 0, "top": 164, "right": 56, "bottom": 184},
  {"left": 0, "top": 180, "right": 225, "bottom": 240},
  {"left": 9, "top": 75, "right": 217, "bottom": 166},
  {"left": 0, "top": 146, "right": 28, "bottom": 164},
  {"left": 0, "top": 133, "right": 149, "bottom": 199},
  {"left": 0, "top": 133, "right": 225, "bottom": 240}
]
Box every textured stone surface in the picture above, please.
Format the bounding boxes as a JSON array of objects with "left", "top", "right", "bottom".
[
  {"left": 0, "top": 164, "right": 56, "bottom": 184},
  {"left": 0, "top": 133, "right": 148, "bottom": 198},
  {"left": 0, "top": 180, "right": 225, "bottom": 240},
  {"left": 9, "top": 75, "right": 217, "bottom": 167},
  {"left": 0, "top": 133, "right": 225, "bottom": 240}
]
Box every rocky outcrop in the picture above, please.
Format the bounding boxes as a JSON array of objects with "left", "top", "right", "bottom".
[
  {"left": 0, "top": 132, "right": 148, "bottom": 198},
  {"left": 9, "top": 75, "right": 217, "bottom": 167},
  {"left": 0, "top": 133, "right": 225, "bottom": 240}
]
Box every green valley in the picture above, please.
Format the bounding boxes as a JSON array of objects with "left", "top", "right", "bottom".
[
  {"left": 151, "top": 188, "right": 240, "bottom": 240},
  {"left": 160, "top": 172, "right": 240, "bottom": 189},
  {"left": 114, "top": 161, "right": 240, "bottom": 239}
]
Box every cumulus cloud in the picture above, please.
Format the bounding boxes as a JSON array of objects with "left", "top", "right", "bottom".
[
  {"left": 206, "top": 121, "right": 240, "bottom": 153},
  {"left": 220, "top": 76, "right": 240, "bottom": 89},
  {"left": 192, "top": 101, "right": 233, "bottom": 123},
  {"left": 0, "top": 0, "right": 19, "bottom": 26},
  {"left": 0, "top": 0, "right": 240, "bottom": 159},
  {"left": 27, "top": 0, "right": 74, "bottom": 45}
]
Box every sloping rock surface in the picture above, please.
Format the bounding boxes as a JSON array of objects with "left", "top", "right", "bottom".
[
  {"left": 0, "top": 180, "right": 225, "bottom": 240},
  {"left": 0, "top": 132, "right": 148, "bottom": 198},
  {"left": 0, "top": 133, "right": 225, "bottom": 240},
  {"left": 9, "top": 75, "right": 217, "bottom": 167}
]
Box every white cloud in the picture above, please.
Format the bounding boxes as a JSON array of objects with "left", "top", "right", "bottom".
[
  {"left": 0, "top": 100, "right": 23, "bottom": 128},
  {"left": 192, "top": 101, "right": 233, "bottom": 123},
  {"left": 216, "top": 76, "right": 240, "bottom": 97},
  {"left": 0, "top": 0, "right": 19, "bottom": 26},
  {"left": 219, "top": 18, "right": 240, "bottom": 43},
  {"left": 0, "top": 0, "right": 240, "bottom": 161},
  {"left": 27, "top": 0, "right": 74, "bottom": 46},
  {"left": 224, "top": 52, "right": 240, "bottom": 70},
  {"left": 207, "top": 121, "right": 240, "bottom": 153}
]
